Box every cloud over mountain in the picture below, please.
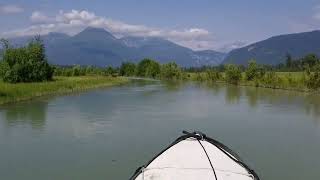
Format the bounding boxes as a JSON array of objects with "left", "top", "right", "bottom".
[
  {"left": 0, "top": 5, "right": 24, "bottom": 14},
  {"left": 313, "top": 5, "right": 320, "bottom": 20},
  {"left": 3, "top": 9, "right": 214, "bottom": 50}
]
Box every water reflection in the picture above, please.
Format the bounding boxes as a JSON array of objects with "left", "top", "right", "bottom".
[
  {"left": 225, "top": 85, "right": 241, "bottom": 105},
  {"left": 305, "top": 94, "right": 320, "bottom": 119},
  {"left": 244, "top": 86, "right": 259, "bottom": 108},
  {"left": 199, "top": 82, "right": 320, "bottom": 119},
  {"left": 1, "top": 100, "right": 48, "bottom": 129},
  {"left": 162, "top": 80, "right": 186, "bottom": 91},
  {"left": 0, "top": 80, "right": 320, "bottom": 180}
]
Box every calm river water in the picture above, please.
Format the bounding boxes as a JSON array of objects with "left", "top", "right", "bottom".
[{"left": 1, "top": 80, "right": 320, "bottom": 179}]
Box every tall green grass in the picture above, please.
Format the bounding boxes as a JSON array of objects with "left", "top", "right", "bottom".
[
  {"left": 0, "top": 76, "right": 129, "bottom": 105},
  {"left": 187, "top": 72, "right": 313, "bottom": 92}
]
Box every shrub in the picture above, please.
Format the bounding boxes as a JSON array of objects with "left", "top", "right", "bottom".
[
  {"left": 72, "top": 65, "right": 81, "bottom": 76},
  {"left": 305, "top": 64, "right": 320, "bottom": 90},
  {"left": 261, "top": 71, "right": 281, "bottom": 88},
  {"left": 105, "top": 66, "right": 116, "bottom": 76},
  {"left": 302, "top": 54, "right": 319, "bottom": 68},
  {"left": 137, "top": 59, "right": 160, "bottom": 78},
  {"left": 160, "top": 62, "right": 182, "bottom": 80},
  {"left": 225, "top": 64, "right": 242, "bottom": 84},
  {"left": 194, "top": 72, "right": 206, "bottom": 81},
  {"left": 206, "top": 69, "right": 221, "bottom": 82},
  {"left": 1, "top": 36, "right": 54, "bottom": 83},
  {"left": 245, "top": 60, "right": 258, "bottom": 81},
  {"left": 120, "top": 62, "right": 136, "bottom": 76},
  {"left": 0, "top": 60, "right": 9, "bottom": 79}
]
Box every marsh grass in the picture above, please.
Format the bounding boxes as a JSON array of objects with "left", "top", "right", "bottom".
[
  {"left": 187, "top": 72, "right": 314, "bottom": 92},
  {"left": 0, "top": 76, "right": 129, "bottom": 105}
]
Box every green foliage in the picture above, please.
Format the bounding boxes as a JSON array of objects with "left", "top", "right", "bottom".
[
  {"left": 206, "top": 69, "right": 221, "bottom": 82},
  {"left": 0, "top": 60, "right": 9, "bottom": 79},
  {"left": 302, "top": 54, "right": 319, "bottom": 68},
  {"left": 72, "top": 65, "right": 81, "bottom": 76},
  {"left": 0, "top": 37, "right": 54, "bottom": 83},
  {"left": 54, "top": 65, "right": 116, "bottom": 77},
  {"left": 225, "top": 64, "right": 242, "bottom": 84},
  {"left": 54, "top": 67, "right": 73, "bottom": 77},
  {"left": 120, "top": 62, "right": 136, "bottom": 76},
  {"left": 276, "top": 53, "right": 319, "bottom": 72},
  {"left": 160, "top": 62, "right": 182, "bottom": 80},
  {"left": 245, "top": 60, "right": 259, "bottom": 81},
  {"left": 305, "top": 64, "right": 320, "bottom": 90},
  {"left": 260, "top": 71, "right": 282, "bottom": 88},
  {"left": 86, "top": 66, "right": 94, "bottom": 75},
  {"left": 105, "top": 66, "right": 117, "bottom": 76},
  {"left": 0, "top": 76, "right": 129, "bottom": 105},
  {"left": 137, "top": 59, "right": 160, "bottom": 78}
]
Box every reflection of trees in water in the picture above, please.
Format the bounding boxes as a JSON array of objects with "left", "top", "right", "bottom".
[
  {"left": 244, "top": 87, "right": 259, "bottom": 108},
  {"left": 2, "top": 100, "right": 48, "bottom": 129},
  {"left": 225, "top": 85, "right": 242, "bottom": 104},
  {"left": 162, "top": 81, "right": 186, "bottom": 92},
  {"left": 200, "top": 82, "right": 320, "bottom": 119},
  {"left": 130, "top": 79, "right": 159, "bottom": 87},
  {"left": 244, "top": 88, "right": 320, "bottom": 118},
  {"left": 198, "top": 82, "right": 224, "bottom": 96},
  {"left": 304, "top": 95, "right": 320, "bottom": 119},
  {"left": 242, "top": 86, "right": 320, "bottom": 119}
]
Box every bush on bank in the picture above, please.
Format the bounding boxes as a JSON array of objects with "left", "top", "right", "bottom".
[
  {"left": 0, "top": 37, "right": 54, "bottom": 83},
  {"left": 225, "top": 64, "right": 242, "bottom": 84}
]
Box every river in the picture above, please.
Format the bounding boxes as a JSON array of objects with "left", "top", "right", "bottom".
[{"left": 0, "top": 80, "right": 320, "bottom": 179}]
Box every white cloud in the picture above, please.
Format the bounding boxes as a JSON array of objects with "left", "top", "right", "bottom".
[
  {"left": 313, "top": 5, "right": 320, "bottom": 20},
  {"left": 313, "top": 12, "right": 320, "bottom": 20},
  {"left": 30, "top": 11, "right": 53, "bottom": 23},
  {"left": 0, "top": 5, "right": 24, "bottom": 14},
  {"left": 217, "top": 41, "right": 247, "bottom": 52},
  {"left": 2, "top": 9, "right": 215, "bottom": 50}
]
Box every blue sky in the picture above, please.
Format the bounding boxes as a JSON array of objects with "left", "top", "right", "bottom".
[{"left": 0, "top": 0, "right": 320, "bottom": 51}]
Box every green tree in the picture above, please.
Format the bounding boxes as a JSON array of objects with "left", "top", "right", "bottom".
[
  {"left": 245, "top": 60, "right": 258, "bottom": 81},
  {"left": 72, "top": 65, "right": 81, "bottom": 76},
  {"left": 1, "top": 36, "right": 53, "bottom": 83},
  {"left": 302, "top": 54, "right": 319, "bottom": 68},
  {"left": 261, "top": 71, "right": 281, "bottom": 88},
  {"left": 137, "top": 59, "right": 160, "bottom": 78},
  {"left": 225, "top": 64, "right": 242, "bottom": 84},
  {"left": 120, "top": 62, "right": 136, "bottom": 76},
  {"left": 0, "top": 60, "right": 9, "bottom": 79},
  {"left": 160, "top": 62, "right": 182, "bottom": 80},
  {"left": 206, "top": 69, "right": 221, "bottom": 82},
  {"left": 305, "top": 64, "right": 320, "bottom": 90},
  {"left": 105, "top": 66, "right": 116, "bottom": 76}
]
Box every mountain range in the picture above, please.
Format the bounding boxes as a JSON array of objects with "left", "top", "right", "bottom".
[
  {"left": 5, "top": 27, "right": 226, "bottom": 67},
  {"left": 3, "top": 27, "right": 320, "bottom": 66},
  {"left": 223, "top": 30, "right": 320, "bottom": 65}
]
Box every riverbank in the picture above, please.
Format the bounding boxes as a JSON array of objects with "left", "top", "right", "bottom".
[
  {"left": 187, "top": 72, "right": 317, "bottom": 93},
  {"left": 0, "top": 76, "right": 129, "bottom": 105}
]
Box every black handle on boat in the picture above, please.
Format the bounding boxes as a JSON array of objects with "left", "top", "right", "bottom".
[{"left": 182, "top": 130, "right": 207, "bottom": 140}]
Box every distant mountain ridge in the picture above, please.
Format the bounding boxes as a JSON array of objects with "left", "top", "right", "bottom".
[
  {"left": 5, "top": 27, "right": 226, "bottom": 67},
  {"left": 6, "top": 28, "right": 320, "bottom": 66},
  {"left": 223, "top": 30, "right": 320, "bottom": 65}
]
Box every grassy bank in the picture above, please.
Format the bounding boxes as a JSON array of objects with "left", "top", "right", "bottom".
[
  {"left": 0, "top": 76, "right": 129, "bottom": 105},
  {"left": 187, "top": 72, "right": 316, "bottom": 92}
]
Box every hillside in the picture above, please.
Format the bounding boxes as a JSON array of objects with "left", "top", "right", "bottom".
[
  {"left": 5, "top": 27, "right": 226, "bottom": 67},
  {"left": 223, "top": 30, "right": 320, "bottom": 65}
]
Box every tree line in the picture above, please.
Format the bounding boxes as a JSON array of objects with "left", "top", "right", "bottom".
[
  {"left": 52, "top": 59, "right": 183, "bottom": 80},
  {"left": 1, "top": 36, "right": 320, "bottom": 90}
]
